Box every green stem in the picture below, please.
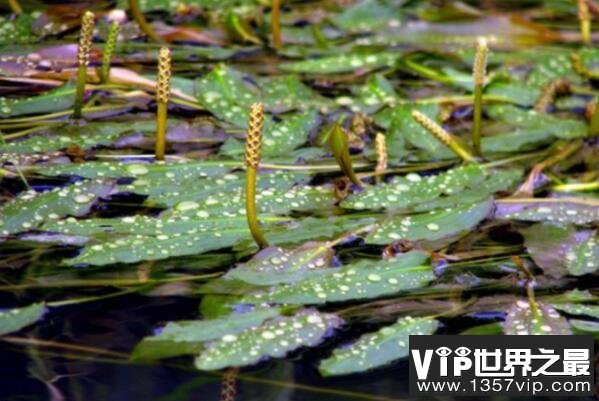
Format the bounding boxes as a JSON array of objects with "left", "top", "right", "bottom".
[
  {"left": 589, "top": 97, "right": 599, "bottom": 137},
  {"left": 245, "top": 166, "right": 269, "bottom": 248},
  {"left": 128, "top": 0, "right": 164, "bottom": 43},
  {"left": 8, "top": 0, "right": 22, "bottom": 13},
  {"left": 73, "top": 63, "right": 88, "bottom": 119},
  {"left": 472, "top": 83, "right": 483, "bottom": 157},
  {"left": 155, "top": 101, "right": 167, "bottom": 161},
  {"left": 271, "top": 0, "right": 282, "bottom": 50}
]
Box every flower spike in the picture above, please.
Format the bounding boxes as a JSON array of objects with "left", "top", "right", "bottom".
[
  {"left": 471, "top": 37, "right": 487, "bottom": 157},
  {"left": 155, "top": 47, "right": 171, "bottom": 161},
  {"left": 73, "top": 11, "right": 95, "bottom": 119}
]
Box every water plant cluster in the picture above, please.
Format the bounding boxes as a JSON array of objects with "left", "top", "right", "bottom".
[{"left": 0, "top": 0, "right": 597, "bottom": 397}]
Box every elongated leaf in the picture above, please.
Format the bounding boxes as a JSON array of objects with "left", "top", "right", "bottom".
[
  {"left": 503, "top": 300, "right": 572, "bottom": 335},
  {"left": 131, "top": 308, "right": 280, "bottom": 360},
  {"left": 366, "top": 199, "right": 493, "bottom": 244},
  {"left": 0, "top": 84, "right": 75, "bottom": 118},
  {"left": 552, "top": 303, "right": 599, "bottom": 319},
  {"left": 0, "top": 303, "right": 45, "bottom": 336},
  {"left": 332, "top": 0, "right": 403, "bottom": 33},
  {"left": 223, "top": 243, "right": 334, "bottom": 285},
  {"left": 280, "top": 52, "right": 399, "bottom": 74},
  {"left": 320, "top": 316, "right": 438, "bottom": 376},
  {"left": 521, "top": 224, "right": 598, "bottom": 277},
  {"left": 496, "top": 198, "right": 599, "bottom": 225},
  {"left": 0, "top": 180, "right": 113, "bottom": 236},
  {"left": 195, "top": 309, "right": 343, "bottom": 370},
  {"left": 240, "top": 251, "right": 434, "bottom": 305},
  {"left": 342, "top": 164, "right": 487, "bottom": 211}
]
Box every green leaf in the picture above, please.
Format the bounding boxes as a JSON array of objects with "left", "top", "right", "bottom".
[
  {"left": 0, "top": 303, "right": 45, "bottom": 336},
  {"left": 260, "top": 75, "right": 331, "bottom": 112},
  {"left": 1, "top": 122, "right": 134, "bottom": 154},
  {"left": 352, "top": 74, "right": 400, "bottom": 113},
  {"left": 240, "top": 251, "right": 434, "bottom": 305},
  {"left": 319, "top": 316, "right": 438, "bottom": 376},
  {"left": 223, "top": 243, "right": 334, "bottom": 285},
  {"left": 280, "top": 52, "right": 399, "bottom": 74},
  {"left": 0, "top": 84, "right": 75, "bottom": 118},
  {"left": 342, "top": 164, "right": 487, "bottom": 211},
  {"left": 195, "top": 309, "right": 343, "bottom": 370},
  {"left": 552, "top": 303, "right": 599, "bottom": 319},
  {"left": 131, "top": 308, "right": 281, "bottom": 360},
  {"left": 496, "top": 198, "right": 599, "bottom": 225},
  {"left": 366, "top": 199, "right": 494, "bottom": 244},
  {"left": 503, "top": 300, "right": 572, "bottom": 335},
  {"left": 332, "top": 0, "right": 402, "bottom": 33},
  {"left": 0, "top": 180, "right": 114, "bottom": 236},
  {"left": 521, "top": 224, "right": 598, "bottom": 277},
  {"left": 0, "top": 14, "right": 37, "bottom": 46}
]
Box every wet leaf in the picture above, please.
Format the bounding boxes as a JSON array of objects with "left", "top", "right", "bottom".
[
  {"left": 503, "top": 300, "right": 572, "bottom": 335},
  {"left": 366, "top": 199, "right": 494, "bottom": 245},
  {"left": 552, "top": 303, "right": 599, "bottom": 319},
  {"left": 0, "top": 14, "right": 37, "bottom": 45},
  {"left": 319, "top": 316, "right": 438, "bottom": 376},
  {"left": 496, "top": 198, "right": 599, "bottom": 225},
  {"left": 332, "top": 0, "right": 403, "bottom": 33},
  {"left": 195, "top": 309, "right": 343, "bottom": 370},
  {"left": 280, "top": 52, "right": 400, "bottom": 74},
  {"left": 0, "top": 303, "right": 45, "bottom": 336},
  {"left": 223, "top": 243, "right": 334, "bottom": 285},
  {"left": 0, "top": 84, "right": 75, "bottom": 118},
  {"left": 0, "top": 180, "right": 113, "bottom": 236},
  {"left": 132, "top": 308, "right": 281, "bottom": 360},
  {"left": 240, "top": 251, "right": 434, "bottom": 305},
  {"left": 521, "top": 224, "right": 598, "bottom": 277}
]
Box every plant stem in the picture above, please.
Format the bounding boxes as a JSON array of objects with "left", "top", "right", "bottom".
[
  {"left": 374, "top": 133, "right": 387, "bottom": 184},
  {"left": 244, "top": 103, "right": 269, "bottom": 249},
  {"left": 329, "top": 123, "right": 364, "bottom": 185},
  {"left": 100, "top": 21, "right": 120, "bottom": 84},
  {"left": 8, "top": 0, "right": 22, "bottom": 14},
  {"left": 271, "top": 0, "right": 282, "bottom": 50},
  {"left": 472, "top": 38, "right": 487, "bottom": 157},
  {"left": 155, "top": 47, "right": 171, "bottom": 161},
  {"left": 73, "top": 11, "right": 95, "bottom": 119},
  {"left": 578, "top": 0, "right": 592, "bottom": 45},
  {"left": 128, "top": 0, "right": 164, "bottom": 43},
  {"left": 588, "top": 97, "right": 599, "bottom": 137}
]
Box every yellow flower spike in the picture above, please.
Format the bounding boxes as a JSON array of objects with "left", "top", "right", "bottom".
[
  {"left": 155, "top": 47, "right": 171, "bottom": 161},
  {"left": 534, "top": 79, "right": 570, "bottom": 113},
  {"left": 271, "top": 0, "right": 282, "bottom": 50},
  {"left": 472, "top": 37, "right": 487, "bottom": 157},
  {"left": 73, "top": 11, "right": 95, "bottom": 119},
  {"left": 374, "top": 133, "right": 387, "bottom": 184},
  {"left": 329, "top": 123, "right": 364, "bottom": 186},
  {"left": 578, "top": 0, "right": 592, "bottom": 45},
  {"left": 244, "top": 103, "right": 269, "bottom": 249},
  {"left": 128, "top": 0, "right": 164, "bottom": 43},
  {"left": 8, "top": 0, "right": 23, "bottom": 14},
  {"left": 100, "top": 21, "right": 120, "bottom": 84},
  {"left": 411, "top": 110, "right": 477, "bottom": 163}
]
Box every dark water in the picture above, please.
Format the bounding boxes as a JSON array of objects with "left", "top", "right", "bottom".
[{"left": 0, "top": 294, "right": 595, "bottom": 401}]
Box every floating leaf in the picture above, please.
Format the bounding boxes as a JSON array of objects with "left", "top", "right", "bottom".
[
  {"left": 552, "top": 303, "right": 599, "bottom": 319},
  {"left": 0, "top": 180, "right": 113, "bottom": 236},
  {"left": 240, "top": 251, "right": 434, "bottom": 305},
  {"left": 0, "top": 84, "right": 75, "bottom": 118},
  {"left": 342, "top": 164, "right": 491, "bottom": 211},
  {"left": 496, "top": 198, "right": 599, "bottom": 225},
  {"left": 132, "top": 308, "right": 281, "bottom": 360},
  {"left": 0, "top": 303, "right": 45, "bottom": 336},
  {"left": 521, "top": 224, "right": 598, "bottom": 277},
  {"left": 319, "top": 316, "right": 438, "bottom": 376},
  {"left": 332, "top": 0, "right": 403, "bottom": 33},
  {"left": 503, "top": 300, "right": 572, "bottom": 335},
  {"left": 366, "top": 199, "right": 494, "bottom": 245},
  {"left": 280, "top": 52, "right": 399, "bottom": 74},
  {"left": 223, "top": 243, "right": 334, "bottom": 285},
  {"left": 0, "top": 14, "right": 37, "bottom": 46},
  {"left": 195, "top": 309, "right": 343, "bottom": 370}
]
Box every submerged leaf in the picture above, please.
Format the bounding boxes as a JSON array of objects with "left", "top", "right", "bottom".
[
  {"left": 195, "top": 309, "right": 343, "bottom": 370},
  {"left": 319, "top": 316, "right": 438, "bottom": 376}
]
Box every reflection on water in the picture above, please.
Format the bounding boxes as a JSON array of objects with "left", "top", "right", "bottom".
[{"left": 0, "top": 294, "right": 594, "bottom": 401}]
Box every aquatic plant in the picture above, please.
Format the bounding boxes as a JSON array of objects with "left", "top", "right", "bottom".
[
  {"left": 578, "top": 0, "right": 591, "bottom": 45},
  {"left": 155, "top": 47, "right": 171, "bottom": 161},
  {"left": 244, "top": 103, "right": 269, "bottom": 249},
  {"left": 128, "top": 0, "right": 163, "bottom": 43},
  {"left": 374, "top": 132, "right": 387, "bottom": 183},
  {"left": 328, "top": 122, "right": 364, "bottom": 185},
  {"left": 271, "top": 0, "right": 282, "bottom": 50},
  {"left": 73, "top": 11, "right": 95, "bottom": 119},
  {"left": 100, "top": 21, "right": 120, "bottom": 84},
  {"left": 472, "top": 37, "right": 487, "bottom": 157}
]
